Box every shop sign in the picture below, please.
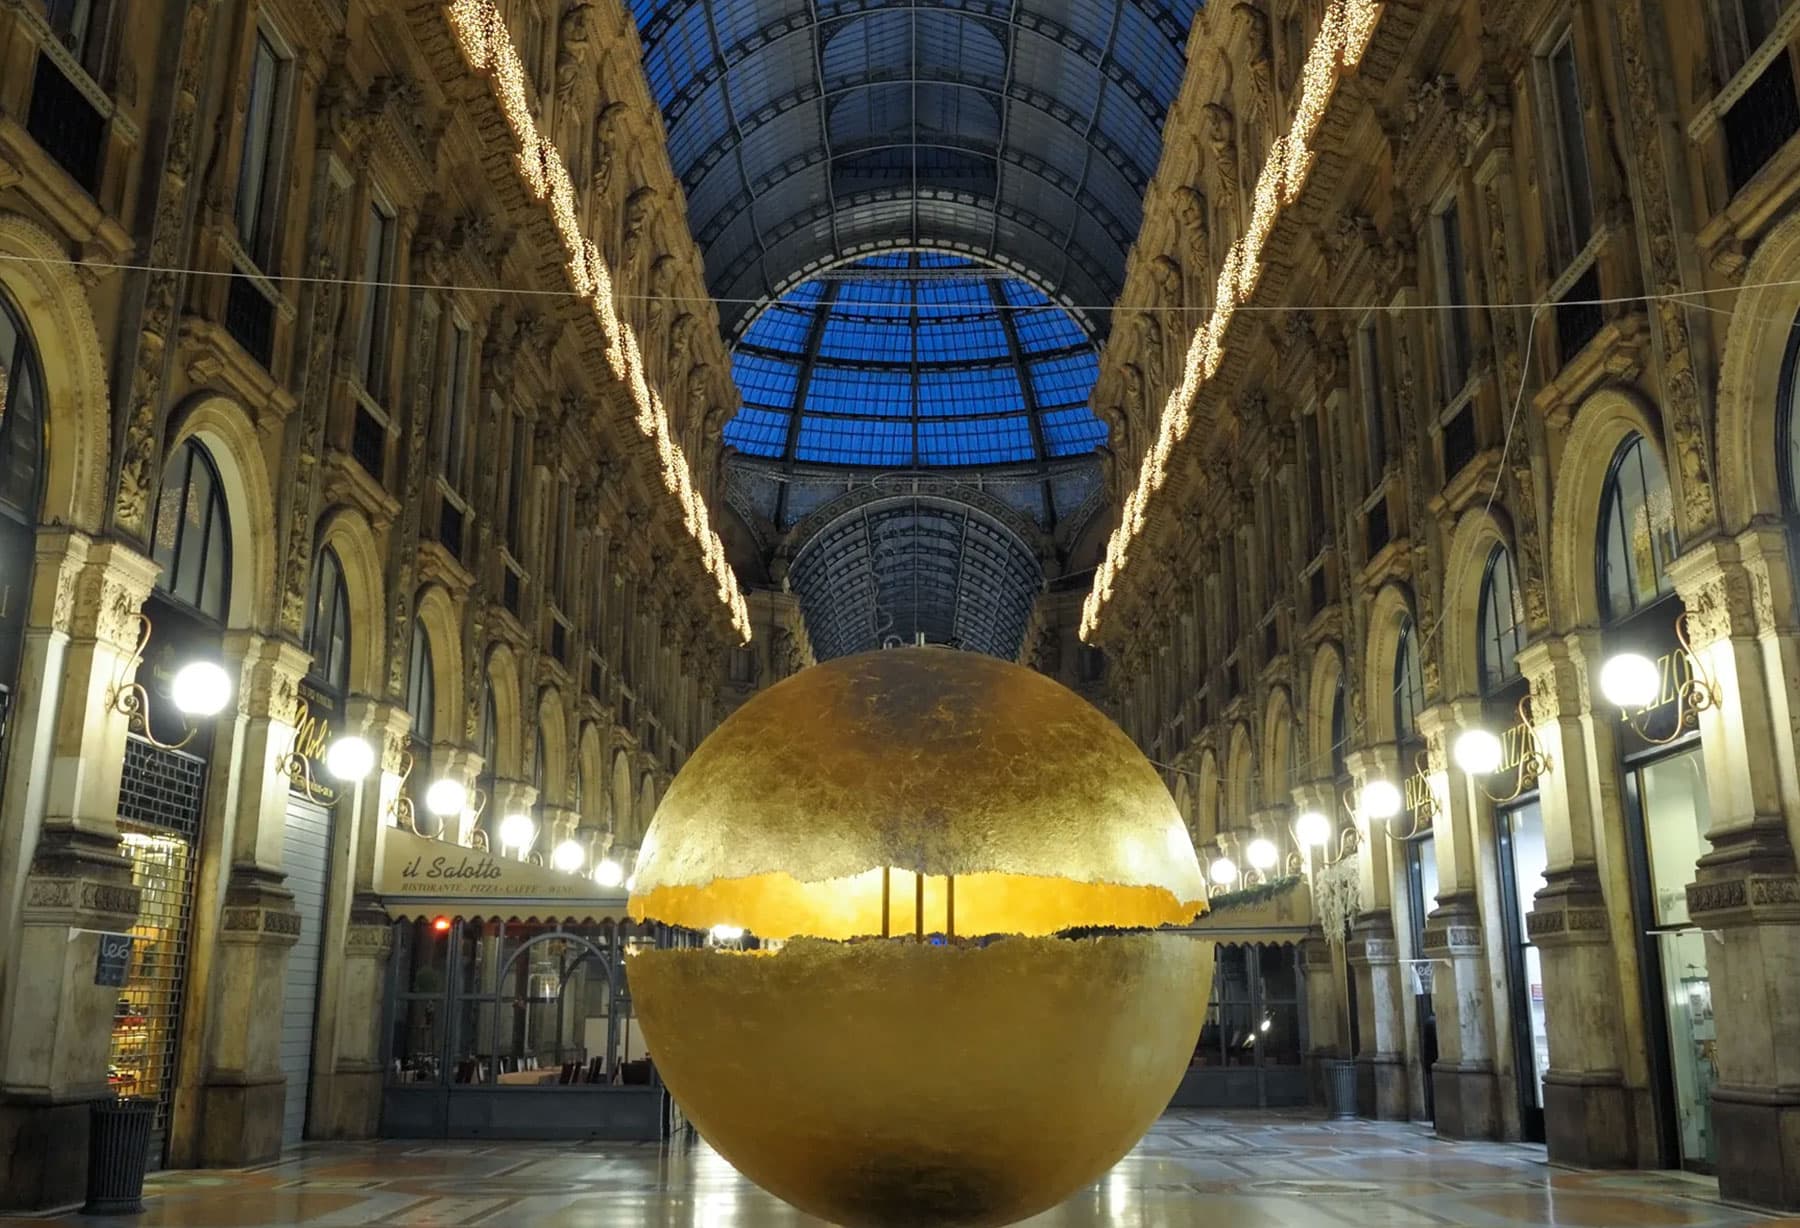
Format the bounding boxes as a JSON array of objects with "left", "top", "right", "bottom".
[
  {"left": 1403, "top": 770, "right": 1435, "bottom": 816},
  {"left": 376, "top": 824, "right": 618, "bottom": 902},
  {"left": 94, "top": 932, "right": 133, "bottom": 987},
  {"left": 286, "top": 679, "right": 342, "bottom": 803},
  {"left": 1621, "top": 646, "right": 1695, "bottom": 722}
]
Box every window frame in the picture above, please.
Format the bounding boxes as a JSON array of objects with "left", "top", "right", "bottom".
[
  {"left": 1357, "top": 315, "right": 1388, "bottom": 493},
  {"left": 1537, "top": 27, "right": 1599, "bottom": 271},
  {"left": 438, "top": 313, "right": 474, "bottom": 500},
  {"left": 150, "top": 438, "right": 233, "bottom": 625},
  {"left": 234, "top": 24, "right": 294, "bottom": 270},
  {"left": 406, "top": 616, "right": 435, "bottom": 748},
  {"left": 1597, "top": 433, "right": 1678, "bottom": 624},
  {"left": 355, "top": 193, "right": 397, "bottom": 396},
  {"left": 0, "top": 284, "right": 48, "bottom": 523},
  {"left": 1478, "top": 544, "right": 1527, "bottom": 694},
  {"left": 306, "top": 546, "right": 352, "bottom": 695},
  {"left": 1709, "top": 0, "right": 1785, "bottom": 85},
  {"left": 1393, "top": 614, "right": 1427, "bottom": 747},
  {"left": 1432, "top": 196, "right": 1475, "bottom": 397}
]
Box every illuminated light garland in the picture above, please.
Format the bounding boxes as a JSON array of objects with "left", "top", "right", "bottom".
[
  {"left": 1080, "top": 0, "right": 1382, "bottom": 643},
  {"left": 446, "top": 0, "right": 751, "bottom": 643}
]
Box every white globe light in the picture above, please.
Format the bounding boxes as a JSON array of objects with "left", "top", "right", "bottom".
[
  {"left": 1453, "top": 728, "right": 1504, "bottom": 776},
  {"left": 552, "top": 838, "right": 585, "bottom": 873},
  {"left": 1209, "top": 857, "right": 1238, "bottom": 886},
  {"left": 170, "top": 660, "right": 232, "bottom": 717},
  {"left": 498, "top": 812, "right": 535, "bottom": 849},
  {"left": 592, "top": 858, "right": 625, "bottom": 888},
  {"left": 1600, "top": 652, "right": 1660, "bottom": 710},
  {"left": 1361, "top": 779, "right": 1403, "bottom": 820},
  {"left": 1294, "top": 811, "right": 1332, "bottom": 847},
  {"left": 423, "top": 778, "right": 468, "bottom": 818},
  {"left": 710, "top": 923, "right": 744, "bottom": 942},
  {"left": 323, "top": 735, "right": 376, "bottom": 782},
  {"left": 624, "top": 874, "right": 637, "bottom": 894},
  {"left": 1246, "top": 838, "right": 1278, "bottom": 871}
]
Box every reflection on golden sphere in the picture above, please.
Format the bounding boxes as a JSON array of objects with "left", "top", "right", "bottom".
[
  {"left": 628, "top": 648, "right": 1212, "bottom": 1228},
  {"left": 631, "top": 936, "right": 1213, "bottom": 1228}
]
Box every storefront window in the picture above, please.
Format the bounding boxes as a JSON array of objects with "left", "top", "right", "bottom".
[
  {"left": 1192, "top": 944, "right": 1303, "bottom": 1070},
  {"left": 388, "top": 919, "right": 670, "bottom": 1088},
  {"left": 1598, "top": 434, "right": 1677, "bottom": 623}
]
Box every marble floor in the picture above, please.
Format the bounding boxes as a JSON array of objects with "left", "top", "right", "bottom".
[{"left": 7, "top": 1111, "right": 1797, "bottom": 1228}]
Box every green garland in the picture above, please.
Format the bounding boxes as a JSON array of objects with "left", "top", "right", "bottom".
[{"left": 1207, "top": 873, "right": 1303, "bottom": 913}]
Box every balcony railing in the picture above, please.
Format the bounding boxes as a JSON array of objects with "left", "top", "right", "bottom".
[
  {"left": 1725, "top": 55, "right": 1800, "bottom": 194},
  {"left": 436, "top": 499, "right": 465, "bottom": 561},
  {"left": 1554, "top": 264, "right": 1604, "bottom": 366},
  {"left": 1365, "top": 501, "right": 1391, "bottom": 559},
  {"left": 351, "top": 406, "right": 386, "bottom": 484},
  {"left": 224, "top": 275, "right": 276, "bottom": 369},
  {"left": 1442, "top": 404, "right": 1479, "bottom": 482},
  {"left": 26, "top": 52, "right": 104, "bottom": 195}
]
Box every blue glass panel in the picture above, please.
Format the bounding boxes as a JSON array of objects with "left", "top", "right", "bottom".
[
  {"left": 796, "top": 415, "right": 913, "bottom": 465},
  {"left": 918, "top": 368, "right": 1024, "bottom": 417},
  {"left": 806, "top": 364, "right": 914, "bottom": 417},
  {"left": 917, "top": 416, "right": 1034, "bottom": 465},
  {"left": 1029, "top": 353, "right": 1099, "bottom": 406},
  {"left": 1040, "top": 408, "right": 1110, "bottom": 456},
  {"left": 1011, "top": 305, "right": 1088, "bottom": 352},
  {"left": 732, "top": 351, "right": 801, "bottom": 406},
  {"left": 723, "top": 407, "right": 791, "bottom": 457}
]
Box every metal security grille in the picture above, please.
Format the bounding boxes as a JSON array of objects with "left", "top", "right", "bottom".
[{"left": 110, "top": 736, "right": 206, "bottom": 1168}]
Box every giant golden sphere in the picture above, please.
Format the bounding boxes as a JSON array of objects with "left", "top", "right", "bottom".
[{"left": 628, "top": 648, "right": 1212, "bottom": 1228}]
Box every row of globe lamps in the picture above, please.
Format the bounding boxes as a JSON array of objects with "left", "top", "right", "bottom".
[
  {"left": 127, "top": 655, "right": 637, "bottom": 892},
  {"left": 1202, "top": 648, "right": 1676, "bottom": 888}
]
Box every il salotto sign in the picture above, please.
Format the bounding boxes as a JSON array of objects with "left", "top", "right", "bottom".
[{"left": 375, "top": 824, "right": 618, "bottom": 902}]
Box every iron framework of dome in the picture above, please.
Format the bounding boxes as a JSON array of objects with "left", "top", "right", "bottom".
[
  {"left": 628, "top": 0, "right": 1204, "bottom": 336},
  {"left": 725, "top": 252, "right": 1107, "bottom": 469}
]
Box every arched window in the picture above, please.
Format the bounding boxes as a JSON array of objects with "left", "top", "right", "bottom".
[
  {"left": 479, "top": 684, "right": 497, "bottom": 771},
  {"left": 0, "top": 286, "right": 47, "bottom": 520},
  {"left": 1394, "top": 615, "right": 1426, "bottom": 745},
  {"left": 306, "top": 547, "right": 351, "bottom": 693},
  {"left": 1330, "top": 673, "right": 1348, "bottom": 780},
  {"left": 405, "top": 618, "right": 434, "bottom": 747},
  {"left": 1598, "top": 433, "right": 1677, "bottom": 623},
  {"left": 151, "top": 438, "right": 231, "bottom": 623},
  {"left": 1478, "top": 544, "right": 1526, "bottom": 693},
  {"left": 1780, "top": 309, "right": 1800, "bottom": 514}
]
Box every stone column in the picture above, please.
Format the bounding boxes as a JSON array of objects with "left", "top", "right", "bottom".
[
  {"left": 0, "top": 533, "right": 157, "bottom": 1210},
  {"left": 309, "top": 698, "right": 408, "bottom": 1140},
  {"left": 1344, "top": 746, "right": 1408, "bottom": 1119},
  {"left": 1416, "top": 703, "right": 1501, "bottom": 1139},
  {"left": 1673, "top": 531, "right": 1800, "bottom": 1209},
  {"left": 167, "top": 634, "right": 307, "bottom": 1169},
  {"left": 1300, "top": 935, "right": 1342, "bottom": 1103}
]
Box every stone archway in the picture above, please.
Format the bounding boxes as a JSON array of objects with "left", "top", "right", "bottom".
[
  {"left": 1440, "top": 507, "right": 1516, "bottom": 702},
  {"left": 314, "top": 506, "right": 387, "bottom": 698},
  {"left": 1547, "top": 387, "right": 1669, "bottom": 632},
  {"left": 0, "top": 211, "right": 111, "bottom": 533},
  {"left": 163, "top": 394, "right": 279, "bottom": 632}
]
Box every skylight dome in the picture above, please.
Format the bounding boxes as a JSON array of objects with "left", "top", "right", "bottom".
[{"left": 725, "top": 253, "right": 1107, "bottom": 468}]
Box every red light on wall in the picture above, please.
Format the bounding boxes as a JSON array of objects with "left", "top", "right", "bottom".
[{"left": 432, "top": 916, "right": 452, "bottom": 933}]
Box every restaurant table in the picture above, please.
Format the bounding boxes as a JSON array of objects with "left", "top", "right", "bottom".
[{"left": 495, "top": 1070, "right": 561, "bottom": 1086}]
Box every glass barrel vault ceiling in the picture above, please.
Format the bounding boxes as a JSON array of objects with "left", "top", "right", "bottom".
[
  {"left": 626, "top": 0, "right": 1206, "bottom": 336},
  {"left": 725, "top": 252, "right": 1108, "bottom": 467}
]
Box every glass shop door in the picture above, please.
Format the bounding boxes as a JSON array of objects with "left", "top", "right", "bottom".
[
  {"left": 1624, "top": 745, "right": 1717, "bottom": 1171},
  {"left": 1496, "top": 799, "right": 1549, "bottom": 1143}
]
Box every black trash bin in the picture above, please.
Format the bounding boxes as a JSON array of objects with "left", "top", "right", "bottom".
[
  {"left": 85, "top": 1097, "right": 154, "bottom": 1214},
  {"left": 1324, "top": 1058, "right": 1358, "bottom": 1120}
]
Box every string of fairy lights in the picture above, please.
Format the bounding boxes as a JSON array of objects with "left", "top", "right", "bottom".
[
  {"left": 446, "top": 0, "right": 751, "bottom": 643},
  {"left": 1078, "top": 0, "right": 1384, "bottom": 643}
]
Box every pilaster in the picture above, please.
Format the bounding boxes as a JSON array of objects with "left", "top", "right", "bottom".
[
  {"left": 1672, "top": 531, "right": 1800, "bottom": 1208},
  {"left": 1345, "top": 909, "right": 1408, "bottom": 1119},
  {"left": 1520, "top": 632, "right": 1644, "bottom": 1167},
  {"left": 0, "top": 531, "right": 156, "bottom": 1211}
]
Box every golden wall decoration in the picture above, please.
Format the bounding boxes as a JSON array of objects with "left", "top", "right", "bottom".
[{"left": 628, "top": 647, "right": 1212, "bottom": 1227}]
